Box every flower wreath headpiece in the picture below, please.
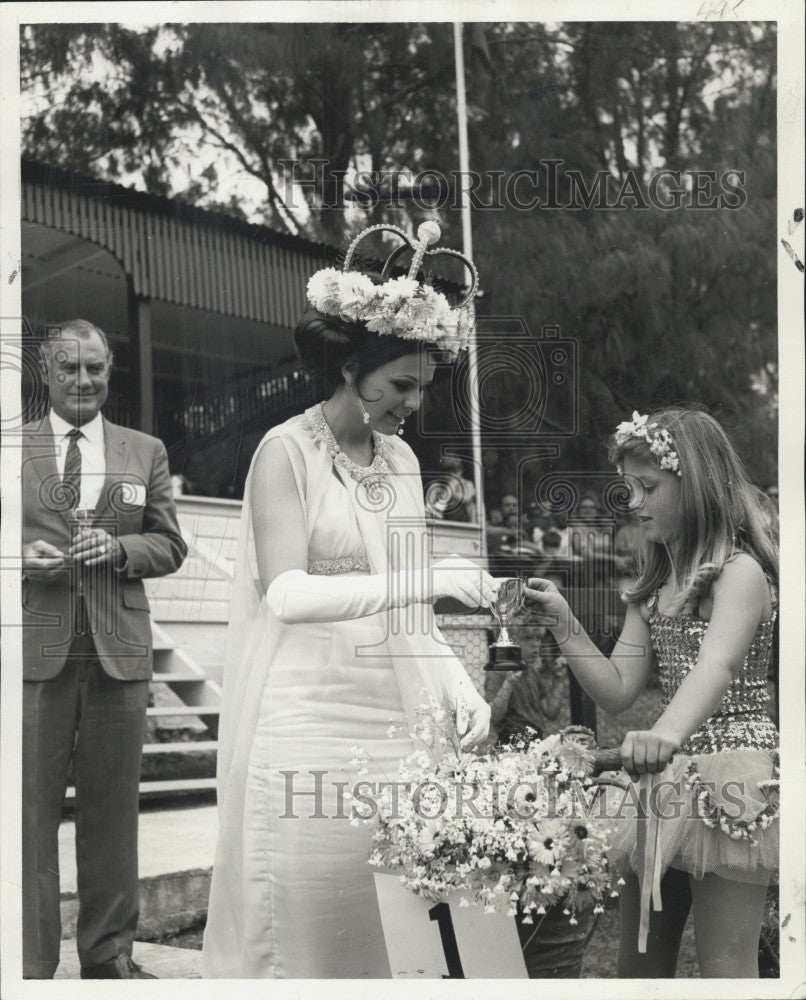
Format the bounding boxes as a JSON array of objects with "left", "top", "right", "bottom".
[
  {"left": 306, "top": 222, "right": 478, "bottom": 360},
  {"left": 613, "top": 411, "right": 682, "bottom": 476}
]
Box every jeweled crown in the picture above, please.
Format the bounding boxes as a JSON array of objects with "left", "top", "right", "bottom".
[{"left": 306, "top": 222, "right": 478, "bottom": 359}]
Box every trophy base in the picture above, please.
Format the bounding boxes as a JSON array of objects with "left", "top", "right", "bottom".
[{"left": 485, "top": 644, "right": 525, "bottom": 672}]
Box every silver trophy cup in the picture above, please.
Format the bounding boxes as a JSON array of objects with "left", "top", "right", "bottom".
[{"left": 485, "top": 577, "right": 526, "bottom": 672}]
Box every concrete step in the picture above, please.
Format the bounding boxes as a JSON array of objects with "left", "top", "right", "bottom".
[
  {"left": 147, "top": 705, "right": 220, "bottom": 717},
  {"left": 151, "top": 672, "right": 214, "bottom": 683},
  {"left": 67, "top": 775, "right": 217, "bottom": 803},
  {"left": 148, "top": 679, "right": 210, "bottom": 736},
  {"left": 139, "top": 777, "right": 217, "bottom": 795},
  {"left": 55, "top": 941, "right": 203, "bottom": 979},
  {"left": 142, "top": 740, "right": 218, "bottom": 754},
  {"left": 59, "top": 803, "right": 218, "bottom": 944}
]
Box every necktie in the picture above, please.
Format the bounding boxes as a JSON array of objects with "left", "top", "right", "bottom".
[
  {"left": 63, "top": 428, "right": 90, "bottom": 635},
  {"left": 63, "top": 428, "right": 83, "bottom": 508}
]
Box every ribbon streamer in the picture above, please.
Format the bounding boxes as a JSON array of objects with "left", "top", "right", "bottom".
[{"left": 636, "top": 769, "right": 670, "bottom": 953}]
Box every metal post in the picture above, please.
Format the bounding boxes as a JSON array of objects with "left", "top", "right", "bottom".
[
  {"left": 127, "top": 281, "right": 153, "bottom": 434},
  {"left": 453, "top": 22, "right": 487, "bottom": 558}
]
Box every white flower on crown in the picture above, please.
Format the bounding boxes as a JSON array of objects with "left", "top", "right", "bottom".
[
  {"left": 339, "top": 272, "right": 379, "bottom": 321},
  {"left": 305, "top": 255, "right": 472, "bottom": 359},
  {"left": 381, "top": 275, "right": 419, "bottom": 305}
]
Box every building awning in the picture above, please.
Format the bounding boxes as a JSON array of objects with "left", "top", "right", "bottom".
[{"left": 21, "top": 159, "right": 335, "bottom": 328}]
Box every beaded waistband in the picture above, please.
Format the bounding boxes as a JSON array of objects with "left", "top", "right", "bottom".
[{"left": 309, "top": 556, "right": 371, "bottom": 576}]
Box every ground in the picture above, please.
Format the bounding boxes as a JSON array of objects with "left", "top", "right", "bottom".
[{"left": 159, "top": 901, "right": 703, "bottom": 978}]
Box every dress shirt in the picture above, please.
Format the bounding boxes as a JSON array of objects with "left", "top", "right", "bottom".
[{"left": 49, "top": 410, "right": 106, "bottom": 511}]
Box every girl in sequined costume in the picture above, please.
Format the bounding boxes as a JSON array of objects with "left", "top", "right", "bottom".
[{"left": 524, "top": 407, "right": 778, "bottom": 978}]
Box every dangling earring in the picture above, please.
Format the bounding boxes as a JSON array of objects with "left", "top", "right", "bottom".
[
  {"left": 358, "top": 398, "right": 370, "bottom": 425},
  {"left": 397, "top": 425, "right": 404, "bottom": 436}
]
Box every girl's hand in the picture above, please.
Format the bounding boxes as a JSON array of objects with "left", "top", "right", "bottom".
[
  {"left": 619, "top": 729, "right": 681, "bottom": 782},
  {"left": 523, "top": 577, "right": 571, "bottom": 633}
]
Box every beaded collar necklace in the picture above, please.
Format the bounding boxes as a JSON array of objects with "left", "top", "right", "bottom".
[{"left": 305, "top": 402, "right": 391, "bottom": 489}]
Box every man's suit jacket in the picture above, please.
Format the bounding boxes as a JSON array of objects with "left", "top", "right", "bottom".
[{"left": 21, "top": 417, "right": 187, "bottom": 681}]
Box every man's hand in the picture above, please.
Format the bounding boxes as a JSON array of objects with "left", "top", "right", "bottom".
[
  {"left": 23, "top": 540, "right": 67, "bottom": 580},
  {"left": 69, "top": 527, "right": 123, "bottom": 569}
]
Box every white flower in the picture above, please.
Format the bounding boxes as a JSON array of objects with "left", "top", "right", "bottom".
[
  {"left": 615, "top": 411, "right": 647, "bottom": 439},
  {"left": 528, "top": 820, "right": 570, "bottom": 866},
  {"left": 416, "top": 819, "right": 442, "bottom": 855},
  {"left": 380, "top": 276, "right": 419, "bottom": 305},
  {"left": 307, "top": 268, "right": 342, "bottom": 313},
  {"left": 338, "top": 273, "right": 378, "bottom": 320},
  {"left": 364, "top": 309, "right": 397, "bottom": 336}
]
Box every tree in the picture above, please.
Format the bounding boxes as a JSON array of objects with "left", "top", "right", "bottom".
[
  {"left": 21, "top": 22, "right": 460, "bottom": 243},
  {"left": 465, "top": 21, "right": 777, "bottom": 486}
]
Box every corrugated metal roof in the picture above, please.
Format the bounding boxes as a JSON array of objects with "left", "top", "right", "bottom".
[{"left": 21, "top": 160, "right": 336, "bottom": 326}]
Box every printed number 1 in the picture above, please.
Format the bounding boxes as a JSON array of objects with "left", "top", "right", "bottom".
[{"left": 428, "top": 902, "right": 465, "bottom": 979}]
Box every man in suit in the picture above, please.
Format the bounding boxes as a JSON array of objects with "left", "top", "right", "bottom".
[{"left": 21, "top": 319, "right": 187, "bottom": 979}]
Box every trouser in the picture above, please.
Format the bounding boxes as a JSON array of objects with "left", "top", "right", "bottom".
[{"left": 22, "top": 634, "right": 149, "bottom": 978}]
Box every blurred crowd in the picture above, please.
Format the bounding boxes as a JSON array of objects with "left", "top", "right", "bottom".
[{"left": 486, "top": 490, "right": 639, "bottom": 579}]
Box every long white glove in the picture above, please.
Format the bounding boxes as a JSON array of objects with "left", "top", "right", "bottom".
[{"left": 267, "top": 555, "right": 498, "bottom": 625}]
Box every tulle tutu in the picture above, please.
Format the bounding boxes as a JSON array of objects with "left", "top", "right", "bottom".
[{"left": 601, "top": 749, "right": 778, "bottom": 885}]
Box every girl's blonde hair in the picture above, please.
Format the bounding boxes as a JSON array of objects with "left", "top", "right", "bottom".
[{"left": 608, "top": 407, "right": 778, "bottom": 614}]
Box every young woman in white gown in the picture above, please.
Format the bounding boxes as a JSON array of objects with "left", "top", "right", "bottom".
[{"left": 202, "top": 225, "right": 497, "bottom": 978}]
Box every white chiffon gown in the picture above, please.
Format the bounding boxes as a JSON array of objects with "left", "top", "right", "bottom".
[{"left": 203, "top": 405, "right": 478, "bottom": 978}]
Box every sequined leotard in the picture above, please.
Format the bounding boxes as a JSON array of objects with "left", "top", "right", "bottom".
[
  {"left": 649, "top": 592, "right": 778, "bottom": 755},
  {"left": 607, "top": 586, "right": 779, "bottom": 883}
]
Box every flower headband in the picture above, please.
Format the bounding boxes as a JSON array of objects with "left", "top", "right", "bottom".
[
  {"left": 613, "top": 411, "right": 682, "bottom": 476},
  {"left": 306, "top": 222, "right": 477, "bottom": 360}
]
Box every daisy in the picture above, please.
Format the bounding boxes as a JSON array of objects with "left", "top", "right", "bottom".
[{"left": 529, "top": 819, "right": 570, "bottom": 866}]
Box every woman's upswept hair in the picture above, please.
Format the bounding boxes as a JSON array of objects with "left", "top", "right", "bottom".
[
  {"left": 294, "top": 307, "right": 436, "bottom": 397},
  {"left": 608, "top": 407, "right": 778, "bottom": 613}
]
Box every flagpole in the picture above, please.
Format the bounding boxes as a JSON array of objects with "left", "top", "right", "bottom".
[{"left": 453, "top": 21, "right": 487, "bottom": 557}]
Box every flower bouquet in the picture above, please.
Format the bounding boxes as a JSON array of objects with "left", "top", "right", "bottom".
[{"left": 355, "top": 697, "right": 617, "bottom": 931}]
